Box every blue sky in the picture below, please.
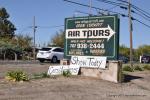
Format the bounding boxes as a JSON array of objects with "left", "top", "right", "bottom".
[{"left": 0, "top": 0, "right": 150, "bottom": 48}]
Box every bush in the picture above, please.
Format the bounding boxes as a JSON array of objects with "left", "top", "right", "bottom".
[
  {"left": 134, "top": 65, "right": 144, "bottom": 71},
  {"left": 123, "top": 66, "right": 134, "bottom": 72},
  {"left": 143, "top": 65, "right": 150, "bottom": 70},
  {"left": 33, "top": 72, "right": 50, "bottom": 79},
  {"left": 5, "top": 70, "right": 29, "bottom": 82},
  {"left": 63, "top": 70, "right": 71, "bottom": 77}
]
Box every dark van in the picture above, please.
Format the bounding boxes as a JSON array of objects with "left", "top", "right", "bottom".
[{"left": 140, "top": 55, "right": 150, "bottom": 63}]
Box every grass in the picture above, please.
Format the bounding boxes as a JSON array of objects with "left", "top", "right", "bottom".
[
  {"left": 123, "top": 63, "right": 150, "bottom": 72},
  {"left": 32, "top": 72, "right": 50, "bottom": 79},
  {"left": 123, "top": 65, "right": 134, "bottom": 72},
  {"left": 143, "top": 65, "right": 150, "bottom": 70},
  {"left": 134, "top": 65, "right": 144, "bottom": 71}
]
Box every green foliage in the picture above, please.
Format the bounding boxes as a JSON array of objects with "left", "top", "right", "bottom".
[
  {"left": 0, "top": 34, "right": 33, "bottom": 60},
  {"left": 119, "top": 44, "right": 150, "bottom": 61},
  {"left": 5, "top": 70, "right": 29, "bottom": 82},
  {"left": 63, "top": 70, "right": 72, "bottom": 77},
  {"left": 49, "top": 30, "right": 64, "bottom": 48},
  {"left": 143, "top": 65, "right": 150, "bottom": 70},
  {"left": 0, "top": 7, "right": 16, "bottom": 38},
  {"left": 33, "top": 72, "right": 50, "bottom": 79},
  {"left": 0, "top": 8, "right": 9, "bottom": 18},
  {"left": 134, "top": 65, "right": 144, "bottom": 71},
  {"left": 123, "top": 66, "right": 134, "bottom": 72},
  {"left": 0, "top": 38, "right": 22, "bottom": 60},
  {"left": 15, "top": 34, "right": 33, "bottom": 51},
  {"left": 135, "top": 45, "right": 150, "bottom": 60},
  {"left": 119, "top": 44, "right": 130, "bottom": 58}
]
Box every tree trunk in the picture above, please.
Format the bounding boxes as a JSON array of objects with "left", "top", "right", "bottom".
[{"left": 14, "top": 52, "right": 17, "bottom": 61}]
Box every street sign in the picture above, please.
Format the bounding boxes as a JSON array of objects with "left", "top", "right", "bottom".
[{"left": 64, "top": 15, "right": 119, "bottom": 60}]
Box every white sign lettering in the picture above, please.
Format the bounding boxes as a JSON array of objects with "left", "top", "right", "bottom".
[
  {"left": 70, "top": 56, "right": 107, "bottom": 69},
  {"left": 66, "top": 25, "right": 115, "bottom": 41}
]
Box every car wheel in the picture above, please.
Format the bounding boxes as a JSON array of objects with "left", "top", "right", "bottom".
[
  {"left": 39, "top": 59, "right": 45, "bottom": 63},
  {"left": 52, "top": 56, "right": 57, "bottom": 63}
]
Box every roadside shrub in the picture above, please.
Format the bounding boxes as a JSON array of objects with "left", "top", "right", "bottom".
[
  {"left": 33, "top": 72, "right": 50, "bottom": 79},
  {"left": 5, "top": 70, "right": 29, "bottom": 82},
  {"left": 41, "top": 72, "right": 50, "bottom": 78},
  {"left": 134, "top": 65, "right": 144, "bottom": 71},
  {"left": 143, "top": 65, "right": 150, "bottom": 70},
  {"left": 63, "top": 70, "right": 71, "bottom": 77},
  {"left": 123, "top": 66, "right": 134, "bottom": 72}
]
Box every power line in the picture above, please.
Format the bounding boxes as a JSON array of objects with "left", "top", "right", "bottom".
[
  {"left": 119, "top": 5, "right": 150, "bottom": 22},
  {"left": 17, "top": 26, "right": 31, "bottom": 33},
  {"left": 74, "top": 10, "right": 92, "bottom": 16},
  {"left": 96, "top": 0, "right": 127, "bottom": 7},
  {"left": 134, "top": 18, "right": 150, "bottom": 28},
  {"left": 16, "top": 25, "right": 64, "bottom": 34},
  {"left": 64, "top": 0, "right": 150, "bottom": 29},
  {"left": 64, "top": 0, "right": 124, "bottom": 15},
  {"left": 117, "top": 0, "right": 150, "bottom": 18},
  {"left": 37, "top": 25, "right": 64, "bottom": 29},
  {"left": 96, "top": 0, "right": 150, "bottom": 22},
  {"left": 132, "top": 6, "right": 150, "bottom": 19}
]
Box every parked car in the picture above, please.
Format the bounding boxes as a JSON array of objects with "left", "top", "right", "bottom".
[
  {"left": 140, "top": 55, "right": 150, "bottom": 63},
  {"left": 119, "top": 55, "right": 129, "bottom": 63},
  {"left": 36, "top": 47, "right": 64, "bottom": 63}
]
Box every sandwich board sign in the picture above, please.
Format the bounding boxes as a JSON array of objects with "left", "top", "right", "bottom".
[{"left": 64, "top": 15, "right": 119, "bottom": 60}]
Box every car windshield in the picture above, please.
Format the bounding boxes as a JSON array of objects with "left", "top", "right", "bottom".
[{"left": 40, "top": 48, "right": 52, "bottom": 51}]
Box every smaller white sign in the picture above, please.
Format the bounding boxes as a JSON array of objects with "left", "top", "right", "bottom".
[
  {"left": 47, "top": 65, "right": 80, "bottom": 75},
  {"left": 70, "top": 56, "right": 107, "bottom": 69}
]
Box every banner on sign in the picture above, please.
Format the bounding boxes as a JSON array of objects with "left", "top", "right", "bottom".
[{"left": 70, "top": 56, "right": 107, "bottom": 69}]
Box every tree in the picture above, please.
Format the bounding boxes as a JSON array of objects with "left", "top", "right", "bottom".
[
  {"left": 119, "top": 44, "right": 130, "bottom": 58},
  {"left": 0, "top": 34, "right": 33, "bottom": 60},
  {"left": 135, "top": 45, "right": 150, "bottom": 59},
  {"left": 0, "top": 7, "right": 16, "bottom": 38},
  {"left": 0, "top": 37, "right": 22, "bottom": 60},
  {"left": 49, "top": 30, "right": 65, "bottom": 48},
  {"left": 15, "top": 34, "right": 33, "bottom": 51}
]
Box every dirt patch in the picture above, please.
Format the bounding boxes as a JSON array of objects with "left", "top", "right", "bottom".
[{"left": 0, "top": 63, "right": 150, "bottom": 100}]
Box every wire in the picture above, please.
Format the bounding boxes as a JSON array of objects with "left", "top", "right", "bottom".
[
  {"left": 64, "top": 0, "right": 123, "bottom": 15},
  {"left": 17, "top": 26, "right": 31, "bottom": 33},
  {"left": 134, "top": 19, "right": 150, "bottom": 29},
  {"left": 117, "top": 0, "right": 150, "bottom": 18},
  {"left": 37, "top": 25, "right": 64, "bottom": 29},
  {"left": 64, "top": 0, "right": 150, "bottom": 29},
  {"left": 96, "top": 0, "right": 150, "bottom": 22},
  {"left": 74, "top": 10, "right": 92, "bottom": 16},
  {"left": 96, "top": 0, "right": 127, "bottom": 8}
]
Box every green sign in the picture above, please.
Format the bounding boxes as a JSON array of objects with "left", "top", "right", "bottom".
[{"left": 64, "top": 15, "right": 119, "bottom": 60}]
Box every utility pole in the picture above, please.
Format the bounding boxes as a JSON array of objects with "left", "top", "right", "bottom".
[
  {"left": 33, "top": 16, "right": 36, "bottom": 61},
  {"left": 89, "top": 0, "right": 92, "bottom": 16},
  {"left": 128, "top": 0, "right": 133, "bottom": 67}
]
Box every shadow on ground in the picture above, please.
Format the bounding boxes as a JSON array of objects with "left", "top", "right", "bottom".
[{"left": 123, "top": 74, "right": 143, "bottom": 82}]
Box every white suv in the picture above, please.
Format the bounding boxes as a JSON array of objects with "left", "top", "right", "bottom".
[{"left": 36, "top": 47, "right": 64, "bottom": 63}]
